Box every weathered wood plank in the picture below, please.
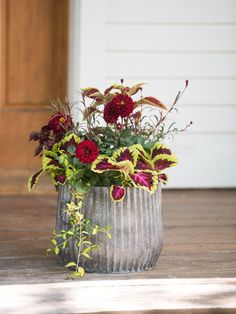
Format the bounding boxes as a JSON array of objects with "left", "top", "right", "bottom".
[
  {"left": 0, "top": 189, "right": 235, "bottom": 312},
  {"left": 0, "top": 190, "right": 236, "bottom": 282},
  {"left": 0, "top": 279, "right": 236, "bottom": 313}
]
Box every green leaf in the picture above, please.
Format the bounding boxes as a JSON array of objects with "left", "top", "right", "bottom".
[
  {"left": 102, "top": 177, "right": 110, "bottom": 186},
  {"left": 75, "top": 170, "right": 85, "bottom": 179},
  {"left": 67, "top": 230, "right": 74, "bottom": 236},
  {"left": 67, "top": 145, "right": 76, "bottom": 155},
  {"left": 82, "top": 252, "right": 90, "bottom": 259},
  {"left": 65, "top": 262, "right": 77, "bottom": 268},
  {"left": 46, "top": 248, "right": 52, "bottom": 255},
  {"left": 73, "top": 267, "right": 85, "bottom": 277},
  {"left": 55, "top": 246, "right": 59, "bottom": 255},
  {"left": 83, "top": 240, "right": 93, "bottom": 245},
  {"left": 72, "top": 157, "right": 80, "bottom": 165},
  {"left": 90, "top": 174, "right": 99, "bottom": 185},
  {"left": 143, "top": 141, "right": 155, "bottom": 150},
  {"left": 51, "top": 238, "right": 57, "bottom": 245},
  {"left": 74, "top": 181, "right": 91, "bottom": 193},
  {"left": 92, "top": 226, "right": 99, "bottom": 235}
]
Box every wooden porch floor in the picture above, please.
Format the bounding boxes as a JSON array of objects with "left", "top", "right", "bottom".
[{"left": 0, "top": 189, "right": 236, "bottom": 313}]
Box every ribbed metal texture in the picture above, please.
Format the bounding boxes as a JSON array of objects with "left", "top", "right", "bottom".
[{"left": 56, "top": 185, "right": 163, "bottom": 273}]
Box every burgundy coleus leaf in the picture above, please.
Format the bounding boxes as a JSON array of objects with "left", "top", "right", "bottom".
[
  {"left": 112, "top": 147, "right": 139, "bottom": 167},
  {"left": 48, "top": 159, "right": 61, "bottom": 167},
  {"left": 91, "top": 157, "right": 120, "bottom": 173},
  {"left": 29, "top": 131, "right": 40, "bottom": 141},
  {"left": 153, "top": 156, "right": 177, "bottom": 171},
  {"left": 28, "top": 169, "right": 43, "bottom": 191},
  {"left": 55, "top": 174, "right": 66, "bottom": 184},
  {"left": 151, "top": 144, "right": 172, "bottom": 159},
  {"left": 110, "top": 185, "right": 126, "bottom": 202},
  {"left": 116, "top": 149, "right": 134, "bottom": 163},
  {"left": 34, "top": 144, "right": 43, "bottom": 157},
  {"left": 129, "top": 172, "right": 155, "bottom": 191},
  {"left": 135, "top": 160, "right": 152, "bottom": 170},
  {"left": 158, "top": 173, "right": 168, "bottom": 184}
]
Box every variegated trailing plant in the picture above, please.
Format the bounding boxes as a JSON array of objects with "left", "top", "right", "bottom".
[{"left": 28, "top": 80, "right": 191, "bottom": 278}]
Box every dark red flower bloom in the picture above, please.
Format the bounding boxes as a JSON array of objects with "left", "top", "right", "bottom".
[
  {"left": 103, "top": 94, "right": 134, "bottom": 124},
  {"left": 103, "top": 102, "right": 120, "bottom": 124},
  {"left": 75, "top": 140, "right": 99, "bottom": 164},
  {"left": 112, "top": 94, "right": 134, "bottom": 118},
  {"left": 48, "top": 112, "right": 73, "bottom": 134}
]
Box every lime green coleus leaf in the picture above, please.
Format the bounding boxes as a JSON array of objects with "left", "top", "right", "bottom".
[
  {"left": 42, "top": 150, "right": 62, "bottom": 172},
  {"left": 28, "top": 169, "right": 43, "bottom": 191},
  {"left": 65, "top": 165, "right": 77, "bottom": 180},
  {"left": 52, "top": 133, "right": 80, "bottom": 154}
]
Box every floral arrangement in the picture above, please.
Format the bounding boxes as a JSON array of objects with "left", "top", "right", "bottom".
[{"left": 29, "top": 80, "right": 190, "bottom": 278}]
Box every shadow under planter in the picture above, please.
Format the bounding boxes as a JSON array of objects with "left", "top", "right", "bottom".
[{"left": 56, "top": 185, "right": 163, "bottom": 273}]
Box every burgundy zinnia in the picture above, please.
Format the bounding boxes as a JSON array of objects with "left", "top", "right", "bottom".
[
  {"left": 75, "top": 140, "right": 99, "bottom": 164},
  {"left": 112, "top": 94, "right": 134, "bottom": 118},
  {"left": 103, "top": 102, "right": 120, "bottom": 124},
  {"left": 48, "top": 112, "right": 73, "bottom": 134}
]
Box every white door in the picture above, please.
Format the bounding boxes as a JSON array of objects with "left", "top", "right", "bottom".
[{"left": 69, "top": 0, "right": 236, "bottom": 188}]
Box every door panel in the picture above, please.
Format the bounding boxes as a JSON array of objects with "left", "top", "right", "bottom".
[{"left": 0, "top": 0, "right": 68, "bottom": 175}]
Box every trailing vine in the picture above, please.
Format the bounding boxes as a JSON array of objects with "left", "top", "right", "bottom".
[{"left": 47, "top": 190, "right": 111, "bottom": 278}]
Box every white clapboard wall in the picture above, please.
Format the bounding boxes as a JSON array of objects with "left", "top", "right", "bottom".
[{"left": 68, "top": 0, "right": 236, "bottom": 188}]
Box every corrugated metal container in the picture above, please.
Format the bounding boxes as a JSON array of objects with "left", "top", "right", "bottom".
[{"left": 56, "top": 185, "right": 163, "bottom": 273}]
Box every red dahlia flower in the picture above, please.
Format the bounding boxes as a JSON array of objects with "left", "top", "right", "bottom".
[
  {"left": 103, "top": 102, "right": 120, "bottom": 124},
  {"left": 48, "top": 112, "right": 73, "bottom": 134},
  {"left": 75, "top": 140, "right": 99, "bottom": 164},
  {"left": 112, "top": 94, "right": 134, "bottom": 118}
]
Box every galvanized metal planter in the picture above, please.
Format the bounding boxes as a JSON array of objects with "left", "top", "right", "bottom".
[{"left": 56, "top": 185, "right": 163, "bottom": 273}]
